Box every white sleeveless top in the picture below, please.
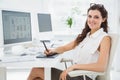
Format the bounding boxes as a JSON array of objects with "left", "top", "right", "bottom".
[{"left": 72, "top": 28, "right": 108, "bottom": 64}]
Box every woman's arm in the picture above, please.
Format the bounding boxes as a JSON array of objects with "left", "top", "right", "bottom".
[
  {"left": 66, "top": 36, "right": 111, "bottom": 72},
  {"left": 53, "top": 40, "right": 76, "bottom": 54},
  {"left": 44, "top": 40, "right": 76, "bottom": 55}
]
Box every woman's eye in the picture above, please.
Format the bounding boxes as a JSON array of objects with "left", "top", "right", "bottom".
[
  {"left": 88, "top": 15, "right": 99, "bottom": 19},
  {"left": 94, "top": 16, "right": 99, "bottom": 19},
  {"left": 88, "top": 15, "right": 92, "bottom": 18}
]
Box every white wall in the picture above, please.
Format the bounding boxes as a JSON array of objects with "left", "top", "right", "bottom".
[
  {"left": 49, "top": 0, "right": 91, "bottom": 33},
  {"left": 113, "top": 0, "right": 120, "bottom": 72},
  {"left": 0, "top": 0, "right": 119, "bottom": 36},
  {"left": 49, "top": 0, "right": 119, "bottom": 34}
]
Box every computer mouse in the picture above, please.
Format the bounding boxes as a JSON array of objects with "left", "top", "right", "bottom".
[{"left": 20, "top": 53, "right": 27, "bottom": 56}]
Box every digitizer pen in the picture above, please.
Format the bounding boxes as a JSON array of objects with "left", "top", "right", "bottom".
[{"left": 42, "top": 41, "right": 49, "bottom": 52}]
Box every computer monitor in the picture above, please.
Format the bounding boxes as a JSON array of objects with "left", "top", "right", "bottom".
[
  {"left": 37, "top": 13, "right": 54, "bottom": 42},
  {"left": 1, "top": 10, "right": 32, "bottom": 53}
]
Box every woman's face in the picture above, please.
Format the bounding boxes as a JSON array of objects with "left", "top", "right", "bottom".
[{"left": 87, "top": 10, "right": 105, "bottom": 31}]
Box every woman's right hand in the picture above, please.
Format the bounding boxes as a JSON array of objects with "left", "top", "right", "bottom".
[{"left": 44, "top": 49, "right": 55, "bottom": 56}]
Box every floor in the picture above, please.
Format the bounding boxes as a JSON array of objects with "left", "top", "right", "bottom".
[{"left": 7, "top": 69, "right": 120, "bottom": 80}]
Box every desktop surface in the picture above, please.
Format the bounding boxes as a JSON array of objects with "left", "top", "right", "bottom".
[
  {"left": 0, "top": 54, "right": 35, "bottom": 63},
  {"left": 0, "top": 39, "right": 64, "bottom": 66},
  {"left": 0, "top": 53, "right": 62, "bottom": 68},
  {"left": 0, "top": 52, "right": 60, "bottom": 63}
]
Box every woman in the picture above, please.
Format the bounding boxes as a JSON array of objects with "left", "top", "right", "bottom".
[{"left": 27, "top": 3, "right": 111, "bottom": 80}]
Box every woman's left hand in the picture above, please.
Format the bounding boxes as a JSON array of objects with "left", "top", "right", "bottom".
[
  {"left": 59, "top": 65, "right": 75, "bottom": 80},
  {"left": 59, "top": 70, "right": 68, "bottom": 80}
]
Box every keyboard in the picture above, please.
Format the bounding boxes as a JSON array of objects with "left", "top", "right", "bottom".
[{"left": 0, "top": 55, "right": 35, "bottom": 63}]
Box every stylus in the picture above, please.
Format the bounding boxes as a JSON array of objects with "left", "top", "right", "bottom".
[
  {"left": 42, "top": 41, "right": 49, "bottom": 52},
  {"left": 42, "top": 41, "right": 59, "bottom": 57}
]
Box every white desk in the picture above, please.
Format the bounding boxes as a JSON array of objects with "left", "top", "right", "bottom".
[
  {"left": 0, "top": 35, "right": 75, "bottom": 80},
  {"left": 0, "top": 55, "right": 62, "bottom": 80}
]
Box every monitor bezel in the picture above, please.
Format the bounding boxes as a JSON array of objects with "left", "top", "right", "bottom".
[
  {"left": 1, "top": 9, "right": 32, "bottom": 47},
  {"left": 37, "top": 13, "right": 54, "bottom": 41}
]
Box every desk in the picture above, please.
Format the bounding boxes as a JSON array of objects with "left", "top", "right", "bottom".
[
  {"left": 0, "top": 34, "right": 75, "bottom": 80},
  {"left": 0, "top": 55, "right": 62, "bottom": 80}
]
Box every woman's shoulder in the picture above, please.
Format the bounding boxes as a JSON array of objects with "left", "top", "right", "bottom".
[
  {"left": 99, "top": 30, "right": 109, "bottom": 39},
  {"left": 101, "top": 34, "right": 111, "bottom": 44},
  {"left": 102, "top": 31, "right": 111, "bottom": 40}
]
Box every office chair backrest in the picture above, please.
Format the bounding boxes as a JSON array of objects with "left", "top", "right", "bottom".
[{"left": 105, "top": 34, "right": 119, "bottom": 80}]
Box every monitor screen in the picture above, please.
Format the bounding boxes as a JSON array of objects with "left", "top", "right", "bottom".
[
  {"left": 37, "top": 13, "right": 53, "bottom": 42},
  {"left": 2, "top": 10, "right": 32, "bottom": 45},
  {"left": 37, "top": 13, "right": 52, "bottom": 32}
]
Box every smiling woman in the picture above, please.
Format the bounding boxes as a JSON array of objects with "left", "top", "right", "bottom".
[
  {"left": 27, "top": 3, "right": 110, "bottom": 80},
  {"left": 87, "top": 10, "right": 106, "bottom": 33}
]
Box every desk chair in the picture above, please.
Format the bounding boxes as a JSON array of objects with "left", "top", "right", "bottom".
[{"left": 61, "top": 34, "right": 119, "bottom": 80}]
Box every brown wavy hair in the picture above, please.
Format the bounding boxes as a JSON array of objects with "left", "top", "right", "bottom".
[{"left": 75, "top": 3, "right": 108, "bottom": 45}]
